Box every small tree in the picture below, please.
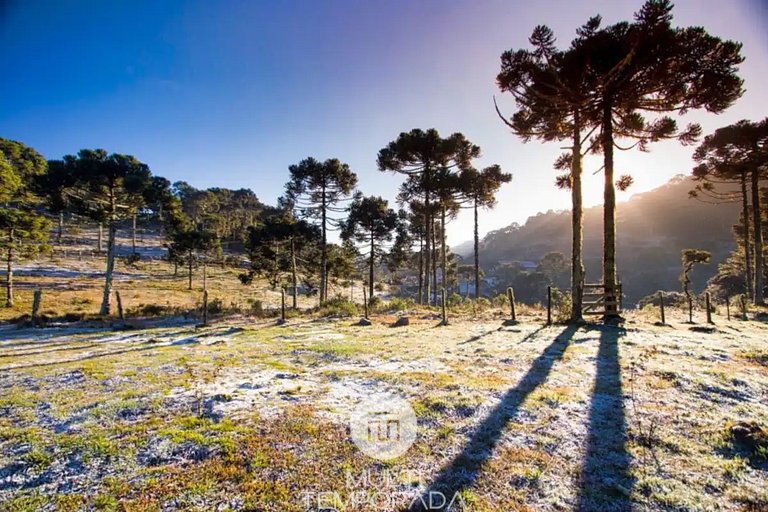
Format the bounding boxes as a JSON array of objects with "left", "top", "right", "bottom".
[
  {"left": 325, "top": 242, "right": 360, "bottom": 297},
  {"left": 341, "top": 194, "right": 399, "bottom": 301},
  {"left": 538, "top": 251, "right": 569, "bottom": 290},
  {"left": 0, "top": 139, "right": 51, "bottom": 307},
  {"left": 241, "top": 205, "right": 320, "bottom": 307},
  {"left": 168, "top": 228, "right": 220, "bottom": 290},
  {"left": 48, "top": 150, "right": 158, "bottom": 314},
  {"left": 681, "top": 249, "right": 711, "bottom": 323}
]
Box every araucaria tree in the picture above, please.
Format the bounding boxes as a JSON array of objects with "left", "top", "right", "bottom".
[
  {"left": 241, "top": 204, "right": 320, "bottom": 307},
  {"left": 573, "top": 0, "right": 743, "bottom": 318},
  {"left": 168, "top": 226, "right": 220, "bottom": 291},
  {"left": 500, "top": 1, "right": 743, "bottom": 320},
  {"left": 496, "top": 21, "right": 600, "bottom": 322},
  {"left": 48, "top": 150, "right": 159, "bottom": 315},
  {"left": 340, "top": 194, "right": 399, "bottom": 301},
  {"left": 285, "top": 158, "right": 358, "bottom": 303},
  {"left": 681, "top": 249, "right": 711, "bottom": 323},
  {"left": 692, "top": 119, "right": 767, "bottom": 305},
  {"left": 0, "top": 139, "right": 51, "bottom": 307},
  {"left": 459, "top": 165, "right": 511, "bottom": 298},
  {"left": 377, "top": 129, "right": 479, "bottom": 305}
]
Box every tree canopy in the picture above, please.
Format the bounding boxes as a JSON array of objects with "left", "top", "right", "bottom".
[
  {"left": 341, "top": 194, "right": 399, "bottom": 299},
  {"left": 285, "top": 157, "right": 358, "bottom": 303}
]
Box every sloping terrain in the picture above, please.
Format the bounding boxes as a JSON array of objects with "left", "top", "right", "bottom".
[{"left": 459, "top": 176, "right": 743, "bottom": 304}]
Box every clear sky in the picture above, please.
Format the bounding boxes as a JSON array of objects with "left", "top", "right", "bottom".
[{"left": 1, "top": 0, "right": 766, "bottom": 245}]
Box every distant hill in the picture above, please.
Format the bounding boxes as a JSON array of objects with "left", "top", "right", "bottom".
[{"left": 458, "top": 175, "right": 740, "bottom": 304}]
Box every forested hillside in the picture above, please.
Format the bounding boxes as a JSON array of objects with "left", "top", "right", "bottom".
[{"left": 461, "top": 175, "right": 741, "bottom": 303}]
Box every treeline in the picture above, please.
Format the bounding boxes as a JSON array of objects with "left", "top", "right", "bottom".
[{"left": 0, "top": 137, "right": 511, "bottom": 316}]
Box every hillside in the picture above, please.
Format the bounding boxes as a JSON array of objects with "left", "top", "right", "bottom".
[{"left": 460, "top": 175, "right": 740, "bottom": 304}]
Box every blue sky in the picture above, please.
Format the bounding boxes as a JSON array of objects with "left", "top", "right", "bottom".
[{"left": 1, "top": 0, "right": 766, "bottom": 244}]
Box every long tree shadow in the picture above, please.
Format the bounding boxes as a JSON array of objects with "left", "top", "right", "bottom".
[
  {"left": 575, "top": 326, "right": 634, "bottom": 512},
  {"left": 409, "top": 324, "right": 580, "bottom": 511}
]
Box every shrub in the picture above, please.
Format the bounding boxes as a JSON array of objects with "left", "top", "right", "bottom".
[
  {"left": 379, "top": 296, "right": 414, "bottom": 313},
  {"left": 224, "top": 254, "right": 244, "bottom": 268},
  {"left": 249, "top": 299, "right": 264, "bottom": 317},
  {"left": 550, "top": 287, "right": 572, "bottom": 323},
  {"left": 491, "top": 294, "right": 508, "bottom": 309},
  {"left": 367, "top": 296, "right": 382, "bottom": 310},
  {"left": 316, "top": 297, "right": 358, "bottom": 318},
  {"left": 725, "top": 421, "right": 768, "bottom": 464},
  {"left": 208, "top": 298, "right": 224, "bottom": 315},
  {"left": 475, "top": 297, "right": 492, "bottom": 311},
  {"left": 637, "top": 291, "right": 687, "bottom": 309},
  {"left": 131, "top": 304, "right": 168, "bottom": 317},
  {"left": 124, "top": 252, "right": 141, "bottom": 265}
]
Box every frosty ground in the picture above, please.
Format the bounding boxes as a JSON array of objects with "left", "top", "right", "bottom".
[{"left": 0, "top": 309, "right": 766, "bottom": 511}]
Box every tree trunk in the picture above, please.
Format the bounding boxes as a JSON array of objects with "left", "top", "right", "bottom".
[
  {"left": 431, "top": 219, "right": 438, "bottom": 305},
  {"left": 320, "top": 185, "right": 327, "bottom": 303},
  {"left": 423, "top": 179, "right": 432, "bottom": 306},
  {"left": 99, "top": 222, "right": 117, "bottom": 315},
  {"left": 291, "top": 237, "right": 298, "bottom": 309},
  {"left": 132, "top": 213, "right": 137, "bottom": 253},
  {"left": 741, "top": 173, "right": 754, "bottom": 299},
  {"left": 188, "top": 249, "right": 193, "bottom": 291},
  {"left": 601, "top": 100, "right": 618, "bottom": 318},
  {"left": 203, "top": 260, "right": 207, "bottom": 292},
  {"left": 752, "top": 170, "right": 765, "bottom": 304},
  {"left": 417, "top": 235, "right": 424, "bottom": 304},
  {"left": 5, "top": 230, "right": 13, "bottom": 308},
  {"left": 441, "top": 204, "right": 447, "bottom": 298},
  {"left": 369, "top": 232, "right": 375, "bottom": 302},
  {"left": 474, "top": 198, "right": 480, "bottom": 299},
  {"left": 57, "top": 212, "right": 63, "bottom": 245},
  {"left": 571, "top": 112, "right": 585, "bottom": 323}
]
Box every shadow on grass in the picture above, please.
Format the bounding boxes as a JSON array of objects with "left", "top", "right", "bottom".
[
  {"left": 458, "top": 328, "right": 499, "bottom": 345},
  {"left": 408, "top": 324, "right": 579, "bottom": 511},
  {"left": 575, "top": 326, "right": 634, "bottom": 512}
]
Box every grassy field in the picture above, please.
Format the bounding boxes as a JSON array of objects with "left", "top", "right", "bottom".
[
  {"left": 0, "top": 285, "right": 766, "bottom": 511},
  {"left": 0, "top": 253, "right": 338, "bottom": 324}
]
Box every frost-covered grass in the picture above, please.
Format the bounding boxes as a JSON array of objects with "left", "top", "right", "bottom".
[
  {"left": 0, "top": 307, "right": 766, "bottom": 511},
  {"left": 0, "top": 255, "right": 322, "bottom": 324}
]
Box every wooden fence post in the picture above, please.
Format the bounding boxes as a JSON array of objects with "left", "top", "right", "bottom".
[
  {"left": 32, "top": 289, "right": 42, "bottom": 326},
  {"left": 546, "top": 286, "right": 552, "bottom": 325},
  {"left": 441, "top": 288, "right": 447, "bottom": 326},
  {"left": 280, "top": 288, "right": 286, "bottom": 323},
  {"left": 115, "top": 290, "right": 124, "bottom": 321},
  {"left": 705, "top": 292, "right": 713, "bottom": 324},
  {"left": 725, "top": 295, "right": 730, "bottom": 321},
  {"left": 202, "top": 290, "right": 209, "bottom": 326},
  {"left": 659, "top": 291, "right": 666, "bottom": 325},
  {"left": 507, "top": 287, "right": 517, "bottom": 322}
]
